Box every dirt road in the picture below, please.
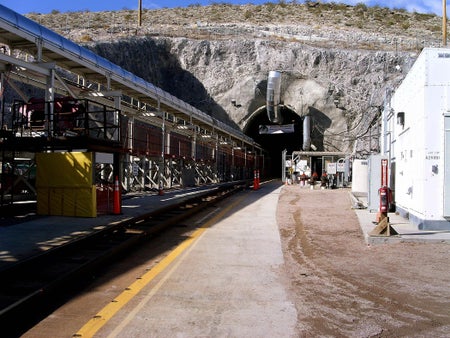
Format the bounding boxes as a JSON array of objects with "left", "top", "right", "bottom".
[{"left": 276, "top": 186, "right": 450, "bottom": 337}]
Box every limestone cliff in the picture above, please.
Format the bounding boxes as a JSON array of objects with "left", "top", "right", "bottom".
[
  {"left": 91, "top": 36, "right": 413, "bottom": 154},
  {"left": 28, "top": 3, "right": 438, "bottom": 155}
]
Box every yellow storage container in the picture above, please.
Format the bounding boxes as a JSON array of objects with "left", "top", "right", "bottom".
[{"left": 36, "top": 152, "right": 97, "bottom": 217}]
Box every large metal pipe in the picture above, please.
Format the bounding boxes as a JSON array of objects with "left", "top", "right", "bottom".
[
  {"left": 302, "top": 115, "right": 311, "bottom": 151},
  {"left": 266, "top": 70, "right": 282, "bottom": 124}
]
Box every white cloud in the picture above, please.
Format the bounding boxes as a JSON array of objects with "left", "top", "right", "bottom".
[
  {"left": 382, "top": 0, "right": 441, "bottom": 14},
  {"left": 321, "top": 0, "right": 441, "bottom": 15},
  {"left": 143, "top": 1, "right": 163, "bottom": 10}
]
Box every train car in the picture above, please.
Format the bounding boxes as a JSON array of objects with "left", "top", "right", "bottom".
[
  {"left": 168, "top": 132, "right": 191, "bottom": 158},
  {"left": 131, "top": 120, "right": 162, "bottom": 156},
  {"left": 195, "top": 140, "right": 214, "bottom": 160},
  {"left": 217, "top": 147, "right": 233, "bottom": 181}
]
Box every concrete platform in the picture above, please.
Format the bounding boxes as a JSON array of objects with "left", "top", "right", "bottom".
[
  {"left": 351, "top": 193, "right": 450, "bottom": 245},
  {"left": 80, "top": 184, "right": 450, "bottom": 338},
  {"left": 86, "top": 181, "right": 297, "bottom": 337},
  {"left": 2, "top": 184, "right": 449, "bottom": 269},
  {"left": 2, "top": 181, "right": 450, "bottom": 336},
  {"left": 0, "top": 185, "right": 222, "bottom": 269}
]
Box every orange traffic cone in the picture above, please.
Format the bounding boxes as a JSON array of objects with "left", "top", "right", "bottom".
[
  {"left": 113, "top": 175, "right": 121, "bottom": 214},
  {"left": 256, "top": 170, "right": 260, "bottom": 189}
]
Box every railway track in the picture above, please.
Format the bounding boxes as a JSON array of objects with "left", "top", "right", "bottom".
[{"left": 0, "top": 181, "right": 249, "bottom": 337}]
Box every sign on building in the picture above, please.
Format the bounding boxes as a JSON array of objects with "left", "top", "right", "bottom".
[{"left": 327, "top": 162, "right": 337, "bottom": 175}]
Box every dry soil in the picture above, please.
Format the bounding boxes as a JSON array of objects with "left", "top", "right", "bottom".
[{"left": 277, "top": 186, "right": 450, "bottom": 337}]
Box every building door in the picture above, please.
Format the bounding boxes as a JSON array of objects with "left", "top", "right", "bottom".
[{"left": 444, "top": 116, "right": 450, "bottom": 217}]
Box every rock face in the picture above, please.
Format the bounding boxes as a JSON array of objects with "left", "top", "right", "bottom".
[
  {"left": 26, "top": 3, "right": 434, "bottom": 155},
  {"left": 91, "top": 36, "right": 415, "bottom": 154}
]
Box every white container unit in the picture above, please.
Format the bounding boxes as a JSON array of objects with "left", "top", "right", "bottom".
[
  {"left": 351, "top": 159, "right": 368, "bottom": 196},
  {"left": 386, "top": 48, "right": 450, "bottom": 230}
]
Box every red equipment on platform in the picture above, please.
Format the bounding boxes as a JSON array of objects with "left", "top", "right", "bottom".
[
  {"left": 113, "top": 176, "right": 121, "bottom": 214},
  {"left": 379, "top": 186, "right": 391, "bottom": 213}
]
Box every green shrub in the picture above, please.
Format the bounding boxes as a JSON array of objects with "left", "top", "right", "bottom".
[
  {"left": 278, "top": 0, "right": 287, "bottom": 8},
  {"left": 265, "top": 2, "right": 276, "bottom": 11},
  {"left": 401, "top": 22, "right": 410, "bottom": 30},
  {"left": 354, "top": 3, "right": 367, "bottom": 12},
  {"left": 80, "top": 34, "right": 93, "bottom": 42}
]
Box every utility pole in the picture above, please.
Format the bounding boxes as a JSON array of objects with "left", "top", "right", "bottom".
[
  {"left": 444, "top": 0, "right": 447, "bottom": 46},
  {"left": 138, "top": 0, "right": 142, "bottom": 27}
]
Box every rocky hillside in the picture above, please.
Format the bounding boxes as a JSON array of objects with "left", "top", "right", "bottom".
[
  {"left": 25, "top": 2, "right": 447, "bottom": 155},
  {"left": 29, "top": 3, "right": 442, "bottom": 51}
]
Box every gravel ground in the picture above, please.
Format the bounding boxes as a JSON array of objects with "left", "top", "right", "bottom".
[{"left": 276, "top": 186, "right": 450, "bottom": 337}]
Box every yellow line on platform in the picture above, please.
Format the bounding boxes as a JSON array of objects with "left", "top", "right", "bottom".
[{"left": 74, "top": 193, "right": 245, "bottom": 338}]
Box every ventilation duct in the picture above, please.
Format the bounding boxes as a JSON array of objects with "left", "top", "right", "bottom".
[
  {"left": 266, "top": 71, "right": 282, "bottom": 124},
  {"left": 302, "top": 115, "right": 311, "bottom": 151}
]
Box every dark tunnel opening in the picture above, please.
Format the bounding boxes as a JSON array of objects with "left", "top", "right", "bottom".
[{"left": 244, "top": 106, "right": 303, "bottom": 177}]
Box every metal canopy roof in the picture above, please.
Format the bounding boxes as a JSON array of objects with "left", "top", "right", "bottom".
[{"left": 0, "top": 5, "right": 258, "bottom": 149}]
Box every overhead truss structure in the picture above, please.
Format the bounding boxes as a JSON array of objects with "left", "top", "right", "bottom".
[{"left": 0, "top": 5, "right": 263, "bottom": 207}]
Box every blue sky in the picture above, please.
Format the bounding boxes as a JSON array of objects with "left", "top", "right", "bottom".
[{"left": 0, "top": 0, "right": 444, "bottom": 16}]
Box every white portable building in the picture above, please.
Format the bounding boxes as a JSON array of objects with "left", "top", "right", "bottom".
[{"left": 382, "top": 48, "right": 450, "bottom": 230}]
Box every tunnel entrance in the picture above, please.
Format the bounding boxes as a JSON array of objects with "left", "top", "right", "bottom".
[{"left": 244, "top": 105, "right": 303, "bottom": 177}]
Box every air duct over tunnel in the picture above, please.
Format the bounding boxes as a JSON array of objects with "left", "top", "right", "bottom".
[
  {"left": 266, "top": 71, "right": 282, "bottom": 124},
  {"left": 302, "top": 115, "right": 311, "bottom": 150}
]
